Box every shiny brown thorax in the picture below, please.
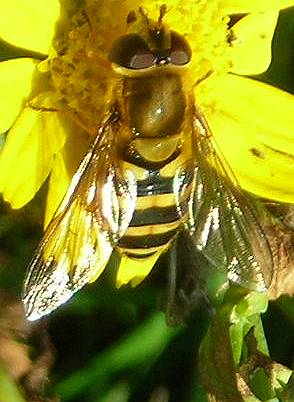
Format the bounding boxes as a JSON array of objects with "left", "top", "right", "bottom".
[
  {"left": 117, "top": 69, "right": 193, "bottom": 167},
  {"left": 124, "top": 72, "right": 186, "bottom": 139}
]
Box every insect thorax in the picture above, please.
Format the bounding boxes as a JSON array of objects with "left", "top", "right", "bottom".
[
  {"left": 123, "top": 71, "right": 186, "bottom": 138},
  {"left": 118, "top": 70, "right": 192, "bottom": 166}
]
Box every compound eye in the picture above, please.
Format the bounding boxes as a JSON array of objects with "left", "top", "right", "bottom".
[
  {"left": 109, "top": 34, "right": 156, "bottom": 69},
  {"left": 170, "top": 31, "right": 192, "bottom": 65}
]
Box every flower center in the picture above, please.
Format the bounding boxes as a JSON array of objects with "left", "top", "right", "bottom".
[{"left": 47, "top": 0, "right": 230, "bottom": 130}]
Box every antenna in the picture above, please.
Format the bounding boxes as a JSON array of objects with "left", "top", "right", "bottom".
[
  {"left": 138, "top": 5, "right": 168, "bottom": 30},
  {"left": 158, "top": 4, "right": 167, "bottom": 26},
  {"left": 138, "top": 6, "right": 150, "bottom": 27}
]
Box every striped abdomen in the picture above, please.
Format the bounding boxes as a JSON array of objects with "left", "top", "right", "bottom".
[{"left": 117, "top": 169, "right": 182, "bottom": 259}]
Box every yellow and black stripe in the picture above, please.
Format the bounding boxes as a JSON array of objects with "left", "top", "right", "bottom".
[{"left": 117, "top": 150, "right": 193, "bottom": 259}]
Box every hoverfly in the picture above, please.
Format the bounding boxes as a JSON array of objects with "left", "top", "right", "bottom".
[{"left": 23, "top": 5, "right": 273, "bottom": 320}]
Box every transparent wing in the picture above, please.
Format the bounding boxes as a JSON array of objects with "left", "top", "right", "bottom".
[
  {"left": 23, "top": 116, "right": 137, "bottom": 320},
  {"left": 175, "top": 108, "right": 273, "bottom": 291}
]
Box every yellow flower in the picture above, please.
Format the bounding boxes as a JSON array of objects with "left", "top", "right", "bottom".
[{"left": 0, "top": 0, "right": 294, "bottom": 287}]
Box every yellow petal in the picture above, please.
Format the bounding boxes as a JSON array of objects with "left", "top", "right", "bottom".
[
  {"left": 45, "top": 126, "right": 90, "bottom": 227},
  {"left": 116, "top": 253, "right": 161, "bottom": 288},
  {"left": 0, "top": 58, "right": 37, "bottom": 133},
  {"left": 45, "top": 151, "right": 70, "bottom": 229},
  {"left": 0, "top": 107, "right": 66, "bottom": 208},
  {"left": 206, "top": 74, "right": 294, "bottom": 203},
  {"left": 221, "top": 0, "right": 294, "bottom": 13},
  {"left": 0, "top": 0, "right": 60, "bottom": 54},
  {"left": 229, "top": 12, "right": 279, "bottom": 75}
]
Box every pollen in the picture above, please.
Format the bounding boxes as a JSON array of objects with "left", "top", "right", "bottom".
[{"left": 48, "top": 3, "right": 116, "bottom": 131}]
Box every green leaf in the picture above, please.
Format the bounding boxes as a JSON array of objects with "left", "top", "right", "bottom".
[
  {"left": 55, "top": 312, "right": 180, "bottom": 400},
  {"left": 199, "top": 286, "right": 294, "bottom": 402},
  {"left": 199, "top": 286, "right": 269, "bottom": 402},
  {"left": 98, "top": 382, "right": 130, "bottom": 402},
  {"left": 280, "top": 372, "right": 294, "bottom": 402},
  {"left": 0, "top": 360, "right": 26, "bottom": 402}
]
